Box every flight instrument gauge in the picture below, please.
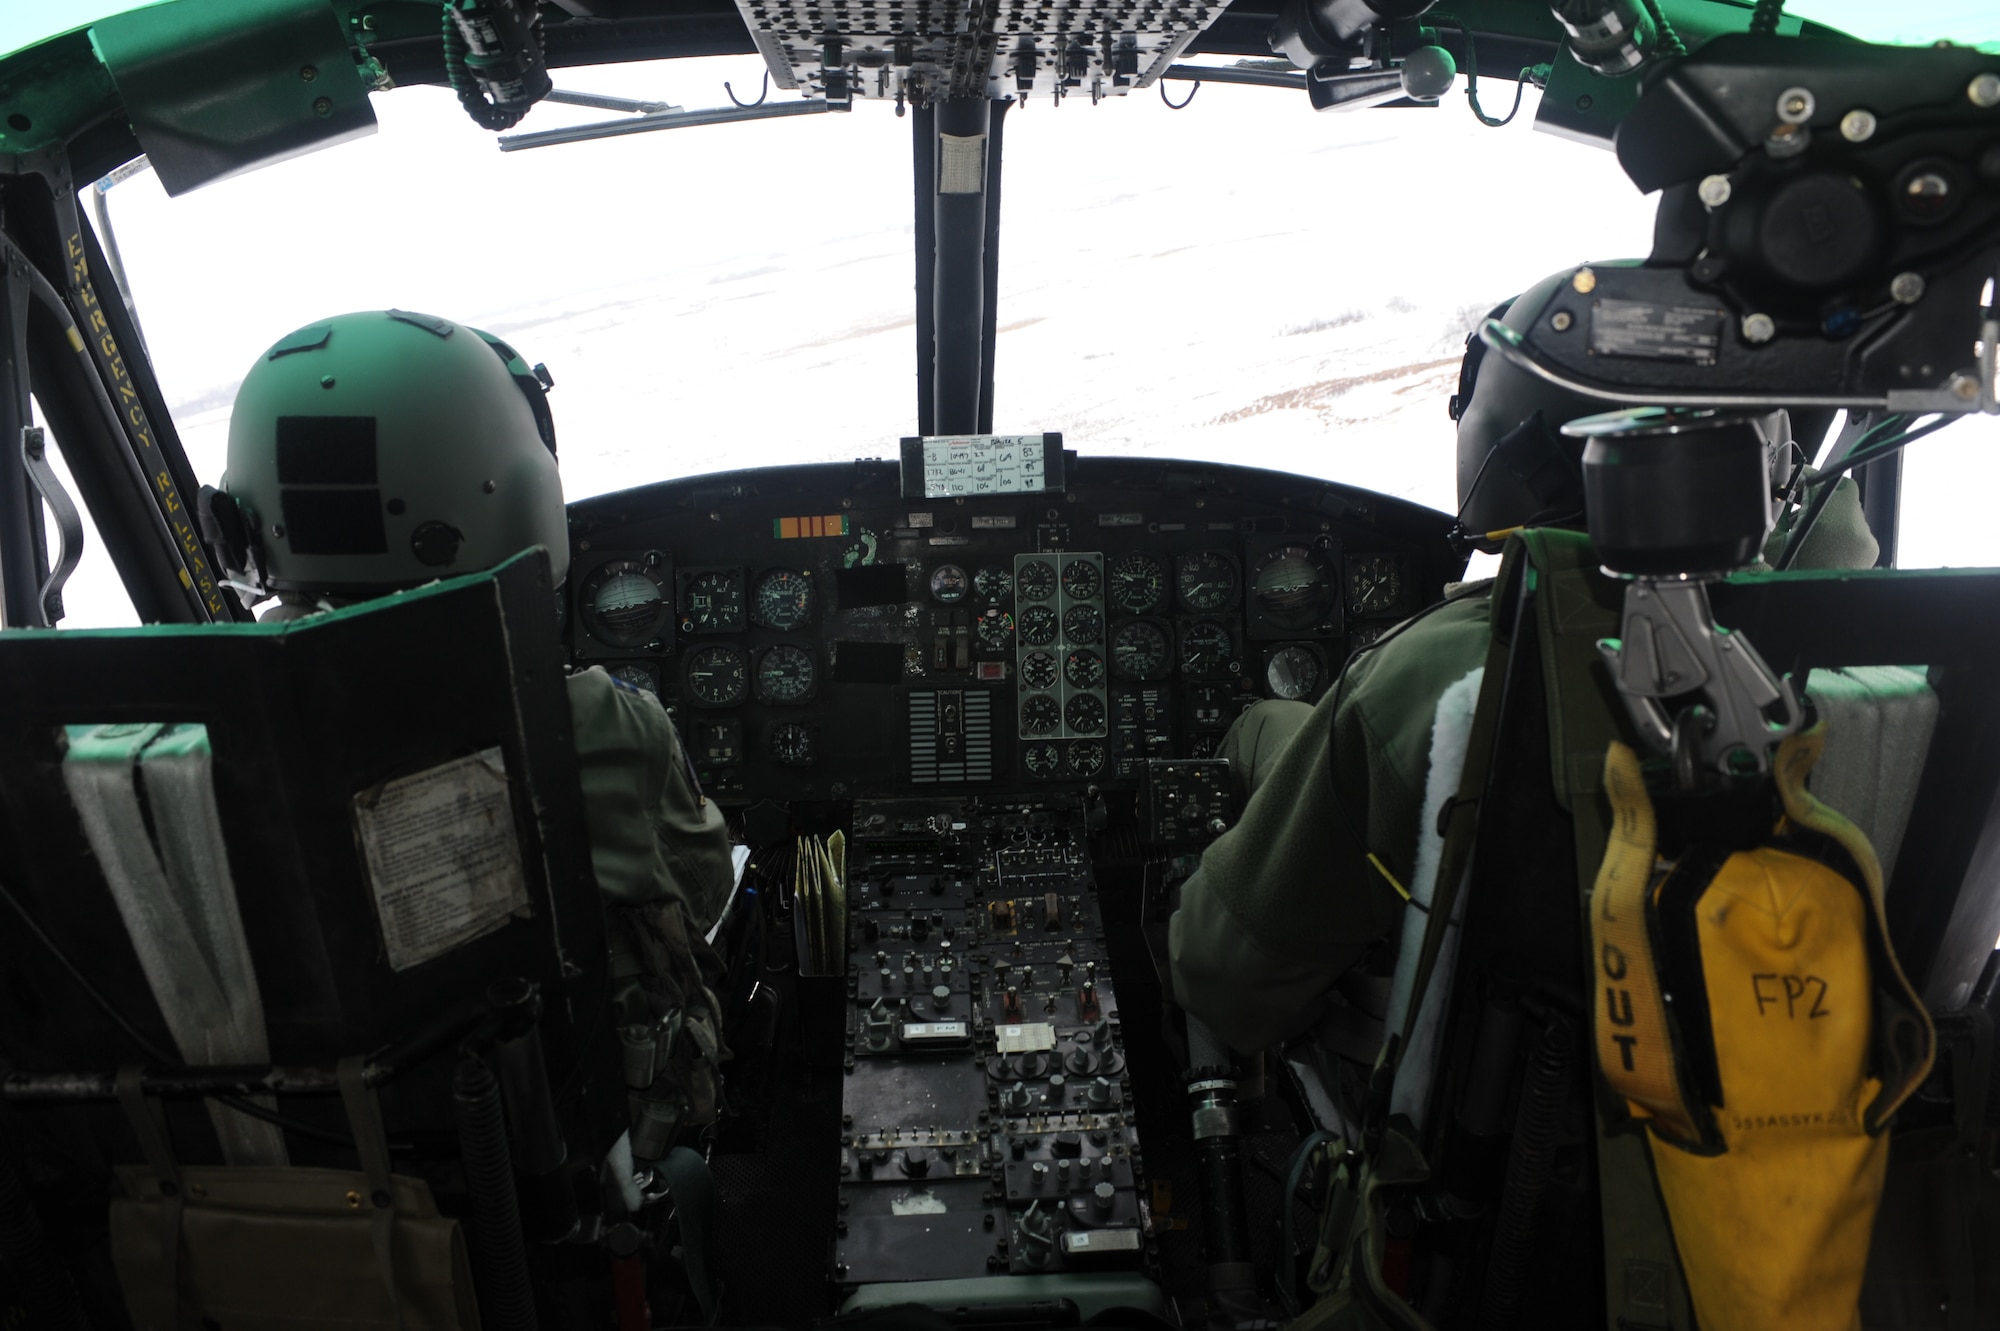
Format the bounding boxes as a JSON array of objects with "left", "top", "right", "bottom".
[
  {"left": 756, "top": 644, "right": 816, "bottom": 704},
  {"left": 681, "top": 569, "right": 745, "bottom": 633},
  {"left": 1062, "top": 604, "right": 1103, "bottom": 644},
  {"left": 1060, "top": 559, "right": 1101, "bottom": 600},
  {"left": 1068, "top": 741, "right": 1106, "bottom": 777},
  {"left": 1022, "top": 650, "right": 1060, "bottom": 690},
  {"left": 1252, "top": 545, "right": 1335, "bottom": 632},
  {"left": 1021, "top": 694, "right": 1061, "bottom": 735},
  {"left": 1023, "top": 742, "right": 1061, "bottom": 778},
  {"left": 1110, "top": 620, "right": 1171, "bottom": 681},
  {"left": 1016, "top": 559, "right": 1057, "bottom": 602},
  {"left": 753, "top": 568, "right": 814, "bottom": 630},
  {"left": 769, "top": 722, "right": 815, "bottom": 767},
  {"left": 684, "top": 644, "right": 749, "bottom": 707},
  {"left": 976, "top": 609, "right": 1014, "bottom": 650},
  {"left": 581, "top": 558, "right": 670, "bottom": 649},
  {"left": 1347, "top": 555, "right": 1406, "bottom": 616},
  {"left": 929, "top": 564, "right": 970, "bottom": 604},
  {"left": 609, "top": 663, "right": 658, "bottom": 694},
  {"left": 1181, "top": 621, "right": 1235, "bottom": 676},
  {"left": 1177, "top": 551, "right": 1238, "bottom": 613},
  {"left": 1266, "top": 644, "right": 1324, "bottom": 701},
  {"left": 1108, "top": 552, "right": 1167, "bottom": 614},
  {"left": 1065, "top": 694, "right": 1106, "bottom": 734},
  {"left": 1018, "top": 604, "right": 1059, "bottom": 646},
  {"left": 974, "top": 566, "right": 1013, "bottom": 602},
  {"left": 1065, "top": 648, "right": 1106, "bottom": 689}
]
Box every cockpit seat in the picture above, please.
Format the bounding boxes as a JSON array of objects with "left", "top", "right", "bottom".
[{"left": 0, "top": 548, "right": 618, "bottom": 1329}]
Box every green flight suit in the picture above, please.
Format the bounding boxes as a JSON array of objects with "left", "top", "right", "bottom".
[
  {"left": 568, "top": 665, "right": 736, "bottom": 1160},
  {"left": 1170, "top": 477, "right": 1880, "bottom": 1054},
  {"left": 566, "top": 664, "right": 734, "bottom": 926}
]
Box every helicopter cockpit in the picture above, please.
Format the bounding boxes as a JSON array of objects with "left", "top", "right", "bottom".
[{"left": 2, "top": 2, "right": 1999, "bottom": 1329}]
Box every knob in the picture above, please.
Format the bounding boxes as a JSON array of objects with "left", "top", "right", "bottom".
[
  {"left": 1087, "top": 1076, "right": 1112, "bottom": 1107},
  {"left": 902, "top": 1148, "right": 931, "bottom": 1178},
  {"left": 1207, "top": 817, "right": 1228, "bottom": 836},
  {"left": 1056, "top": 1158, "right": 1072, "bottom": 1187},
  {"left": 1030, "top": 1161, "right": 1049, "bottom": 1189},
  {"left": 1092, "top": 1181, "right": 1116, "bottom": 1213},
  {"left": 1002, "top": 1081, "right": 1033, "bottom": 1113},
  {"left": 1046, "top": 1074, "right": 1066, "bottom": 1103},
  {"left": 932, "top": 985, "right": 953, "bottom": 1012}
]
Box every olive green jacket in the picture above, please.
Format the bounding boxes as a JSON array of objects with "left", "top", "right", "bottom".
[
  {"left": 567, "top": 666, "right": 735, "bottom": 929},
  {"left": 1169, "top": 591, "right": 1493, "bottom": 1052}
]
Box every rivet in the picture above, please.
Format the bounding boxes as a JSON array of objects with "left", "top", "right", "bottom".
[
  {"left": 345, "top": 1190, "right": 363, "bottom": 1209},
  {"left": 1697, "top": 174, "right": 1731, "bottom": 208},
  {"left": 313, "top": 97, "right": 333, "bottom": 117},
  {"left": 1775, "top": 86, "right": 1814, "bottom": 124},
  {"left": 1741, "top": 313, "right": 1776, "bottom": 344},
  {"left": 319, "top": 374, "right": 336, "bottom": 388},
  {"left": 1890, "top": 272, "right": 1926, "bottom": 304},
  {"left": 482, "top": 479, "right": 497, "bottom": 493},
  {"left": 1571, "top": 267, "right": 1597, "bottom": 295},
  {"left": 1839, "top": 108, "right": 1876, "bottom": 142},
  {"left": 1950, "top": 373, "right": 1980, "bottom": 402},
  {"left": 1550, "top": 311, "right": 1574, "bottom": 332},
  {"left": 1969, "top": 73, "right": 2000, "bottom": 108},
  {"left": 301, "top": 65, "right": 318, "bottom": 82}
]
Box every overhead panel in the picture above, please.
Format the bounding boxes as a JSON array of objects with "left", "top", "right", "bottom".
[{"left": 733, "top": 0, "right": 1230, "bottom": 103}]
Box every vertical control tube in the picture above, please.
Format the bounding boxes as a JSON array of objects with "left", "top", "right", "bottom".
[
  {"left": 487, "top": 980, "right": 579, "bottom": 1242},
  {"left": 455, "top": 1050, "right": 539, "bottom": 1331}
]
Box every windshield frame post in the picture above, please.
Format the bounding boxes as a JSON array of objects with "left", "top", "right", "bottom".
[
  {"left": 0, "top": 239, "right": 53, "bottom": 626},
  {"left": 931, "top": 95, "right": 992, "bottom": 435}
]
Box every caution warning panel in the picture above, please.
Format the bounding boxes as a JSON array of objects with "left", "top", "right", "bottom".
[{"left": 354, "top": 748, "right": 530, "bottom": 972}]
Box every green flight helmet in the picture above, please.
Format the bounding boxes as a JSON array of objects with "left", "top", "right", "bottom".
[{"left": 221, "top": 309, "right": 566, "bottom": 598}]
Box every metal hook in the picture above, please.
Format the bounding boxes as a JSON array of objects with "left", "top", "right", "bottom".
[
  {"left": 1160, "top": 78, "right": 1199, "bottom": 109},
  {"left": 725, "top": 72, "right": 770, "bottom": 108}
]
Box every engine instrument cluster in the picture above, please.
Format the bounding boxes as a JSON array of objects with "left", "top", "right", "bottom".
[{"left": 564, "top": 456, "right": 1455, "bottom": 799}]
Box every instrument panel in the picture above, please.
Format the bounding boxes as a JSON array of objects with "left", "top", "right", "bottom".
[{"left": 564, "top": 456, "right": 1458, "bottom": 800}]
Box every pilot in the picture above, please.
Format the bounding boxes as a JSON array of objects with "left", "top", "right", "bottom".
[
  {"left": 1168, "top": 270, "right": 1881, "bottom": 1056},
  {"left": 212, "top": 309, "right": 737, "bottom": 1162}
]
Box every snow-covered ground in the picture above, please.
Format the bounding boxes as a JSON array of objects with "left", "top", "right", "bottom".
[{"left": 40, "top": 53, "right": 2000, "bottom": 625}]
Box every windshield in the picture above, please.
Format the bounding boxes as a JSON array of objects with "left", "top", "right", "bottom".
[{"left": 36, "top": 33, "right": 2000, "bottom": 625}]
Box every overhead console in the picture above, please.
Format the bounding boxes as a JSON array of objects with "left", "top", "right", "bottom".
[{"left": 562, "top": 455, "right": 1459, "bottom": 802}]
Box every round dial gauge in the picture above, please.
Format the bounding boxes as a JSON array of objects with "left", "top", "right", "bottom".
[
  {"left": 1064, "top": 693, "right": 1106, "bottom": 734},
  {"left": 1060, "top": 559, "right": 1101, "bottom": 600},
  {"left": 582, "top": 559, "right": 670, "bottom": 648},
  {"left": 1347, "top": 556, "right": 1405, "bottom": 616},
  {"left": 682, "top": 570, "right": 744, "bottom": 631},
  {"left": 756, "top": 644, "right": 816, "bottom": 704},
  {"left": 1017, "top": 604, "right": 1059, "bottom": 646},
  {"left": 1187, "top": 734, "right": 1220, "bottom": 760},
  {"left": 1253, "top": 546, "right": 1334, "bottom": 630},
  {"left": 1181, "top": 621, "right": 1235, "bottom": 675},
  {"left": 1068, "top": 741, "right": 1106, "bottom": 777},
  {"left": 974, "top": 566, "right": 1013, "bottom": 602},
  {"left": 753, "top": 568, "right": 813, "bottom": 630},
  {"left": 1177, "top": 552, "right": 1238, "bottom": 613},
  {"left": 769, "top": 722, "right": 814, "bottom": 767},
  {"left": 1062, "top": 604, "right": 1103, "bottom": 644},
  {"left": 1111, "top": 620, "right": 1171, "bottom": 681},
  {"left": 1016, "top": 560, "right": 1057, "bottom": 602},
  {"left": 929, "top": 564, "right": 970, "bottom": 604},
  {"left": 1022, "top": 650, "right": 1060, "bottom": 690},
  {"left": 1021, "top": 694, "right": 1061, "bottom": 735},
  {"left": 608, "top": 663, "right": 658, "bottom": 694},
  {"left": 976, "top": 609, "right": 1014, "bottom": 649},
  {"left": 1266, "top": 645, "right": 1323, "bottom": 701},
  {"left": 1023, "top": 742, "right": 1062, "bottom": 778},
  {"left": 1064, "top": 648, "right": 1106, "bottom": 690},
  {"left": 1349, "top": 624, "right": 1389, "bottom": 653},
  {"left": 684, "top": 644, "right": 749, "bottom": 707},
  {"left": 1108, "top": 552, "right": 1168, "bottom": 614}
]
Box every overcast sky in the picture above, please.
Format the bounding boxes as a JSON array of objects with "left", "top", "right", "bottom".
[{"left": 11, "top": 12, "right": 2000, "bottom": 625}]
